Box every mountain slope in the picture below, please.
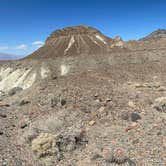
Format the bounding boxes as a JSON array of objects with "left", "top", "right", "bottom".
[
  {"left": 27, "top": 25, "right": 113, "bottom": 59},
  {"left": 140, "top": 29, "right": 166, "bottom": 41},
  {"left": 0, "top": 25, "right": 166, "bottom": 166}
]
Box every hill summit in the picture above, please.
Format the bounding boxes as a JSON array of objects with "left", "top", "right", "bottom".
[
  {"left": 140, "top": 29, "right": 166, "bottom": 41},
  {"left": 28, "top": 25, "right": 114, "bottom": 59}
]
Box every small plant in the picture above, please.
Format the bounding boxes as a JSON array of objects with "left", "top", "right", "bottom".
[
  {"left": 103, "top": 140, "right": 128, "bottom": 164},
  {"left": 112, "top": 147, "right": 128, "bottom": 164}
]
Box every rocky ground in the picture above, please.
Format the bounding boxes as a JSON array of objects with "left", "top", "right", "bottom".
[
  {"left": 0, "top": 61, "right": 165, "bottom": 166},
  {"left": 0, "top": 26, "right": 166, "bottom": 166}
]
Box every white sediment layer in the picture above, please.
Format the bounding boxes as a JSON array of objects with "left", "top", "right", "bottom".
[
  {"left": 64, "top": 36, "right": 75, "bottom": 53},
  {"left": 0, "top": 67, "right": 36, "bottom": 91},
  {"left": 96, "top": 35, "right": 107, "bottom": 44}
]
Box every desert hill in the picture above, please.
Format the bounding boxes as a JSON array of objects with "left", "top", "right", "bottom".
[
  {"left": 140, "top": 29, "right": 166, "bottom": 41},
  {"left": 0, "top": 25, "right": 165, "bottom": 166},
  {"left": 28, "top": 25, "right": 124, "bottom": 59}
]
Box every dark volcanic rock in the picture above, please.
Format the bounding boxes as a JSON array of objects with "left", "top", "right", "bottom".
[{"left": 131, "top": 112, "right": 141, "bottom": 122}]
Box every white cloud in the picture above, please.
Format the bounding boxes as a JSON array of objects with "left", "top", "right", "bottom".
[
  {"left": 15, "top": 44, "right": 28, "bottom": 50},
  {"left": 32, "top": 41, "right": 44, "bottom": 47},
  {"left": 0, "top": 46, "right": 9, "bottom": 51}
]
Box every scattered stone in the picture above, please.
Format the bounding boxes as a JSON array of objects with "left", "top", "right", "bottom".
[
  {"left": 51, "top": 75, "right": 58, "bottom": 80},
  {"left": 126, "top": 122, "right": 138, "bottom": 132},
  {"left": 127, "top": 82, "right": 132, "bottom": 85},
  {"left": 16, "top": 160, "right": 23, "bottom": 166},
  {"left": 90, "top": 152, "right": 102, "bottom": 160},
  {"left": 128, "top": 101, "right": 135, "bottom": 108},
  {"left": 56, "top": 152, "right": 64, "bottom": 161},
  {"left": 130, "top": 112, "right": 141, "bottom": 122},
  {"left": 127, "top": 159, "right": 137, "bottom": 166},
  {"left": 56, "top": 134, "right": 77, "bottom": 152},
  {"left": 8, "top": 87, "right": 23, "bottom": 96},
  {"left": 142, "top": 83, "right": 149, "bottom": 87},
  {"left": 51, "top": 97, "right": 58, "bottom": 107},
  {"left": 19, "top": 99, "right": 30, "bottom": 106},
  {"left": 2, "top": 160, "right": 7, "bottom": 166},
  {"left": 0, "top": 113, "right": 7, "bottom": 118},
  {"left": 134, "top": 83, "right": 144, "bottom": 88},
  {"left": 60, "top": 99, "right": 66, "bottom": 106},
  {"left": 147, "top": 82, "right": 160, "bottom": 89},
  {"left": 94, "top": 93, "right": 99, "bottom": 98},
  {"left": 0, "top": 90, "right": 6, "bottom": 97},
  {"left": 153, "top": 97, "right": 166, "bottom": 113},
  {"left": 0, "top": 102, "right": 10, "bottom": 107},
  {"left": 56, "top": 130, "right": 88, "bottom": 152},
  {"left": 121, "top": 111, "right": 129, "bottom": 120},
  {"left": 89, "top": 120, "right": 96, "bottom": 126},
  {"left": 0, "top": 131, "right": 4, "bottom": 135},
  {"left": 158, "top": 86, "right": 166, "bottom": 92},
  {"left": 134, "top": 82, "right": 161, "bottom": 89},
  {"left": 95, "top": 98, "right": 102, "bottom": 103},
  {"left": 20, "top": 123, "right": 28, "bottom": 129},
  {"left": 132, "top": 139, "right": 139, "bottom": 145},
  {"left": 98, "top": 106, "right": 105, "bottom": 113},
  {"left": 105, "top": 98, "right": 112, "bottom": 103}
]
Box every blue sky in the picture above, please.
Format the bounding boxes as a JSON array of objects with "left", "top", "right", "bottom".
[{"left": 0, "top": 0, "right": 166, "bottom": 56}]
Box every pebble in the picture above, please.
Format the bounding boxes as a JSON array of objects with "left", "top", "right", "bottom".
[
  {"left": 105, "top": 98, "right": 112, "bottom": 103},
  {"left": 19, "top": 99, "right": 30, "bottom": 106},
  {"left": 20, "top": 123, "right": 28, "bottom": 129},
  {"left": 2, "top": 161, "right": 7, "bottom": 166},
  {"left": 0, "top": 131, "right": 4, "bottom": 135},
  {"left": 98, "top": 106, "right": 105, "bottom": 113},
  {"left": 60, "top": 99, "right": 66, "bottom": 106},
  {"left": 131, "top": 112, "right": 141, "bottom": 122},
  {"left": 0, "top": 113, "right": 7, "bottom": 118},
  {"left": 89, "top": 120, "right": 96, "bottom": 126},
  {"left": 128, "top": 101, "right": 136, "bottom": 108},
  {"left": 126, "top": 122, "right": 138, "bottom": 132},
  {"left": 90, "top": 152, "right": 102, "bottom": 160},
  {"left": 134, "top": 83, "right": 144, "bottom": 88},
  {"left": 121, "top": 111, "right": 129, "bottom": 120},
  {"left": 158, "top": 86, "right": 166, "bottom": 92}
]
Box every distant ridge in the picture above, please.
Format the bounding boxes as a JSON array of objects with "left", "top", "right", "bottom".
[{"left": 140, "top": 29, "right": 166, "bottom": 41}]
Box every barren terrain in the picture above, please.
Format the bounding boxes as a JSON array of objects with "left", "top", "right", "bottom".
[{"left": 0, "top": 26, "right": 165, "bottom": 166}]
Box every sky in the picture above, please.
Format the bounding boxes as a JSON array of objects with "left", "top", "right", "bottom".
[{"left": 0, "top": 0, "right": 166, "bottom": 56}]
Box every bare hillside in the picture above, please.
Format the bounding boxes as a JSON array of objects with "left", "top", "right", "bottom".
[{"left": 0, "top": 26, "right": 165, "bottom": 166}]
